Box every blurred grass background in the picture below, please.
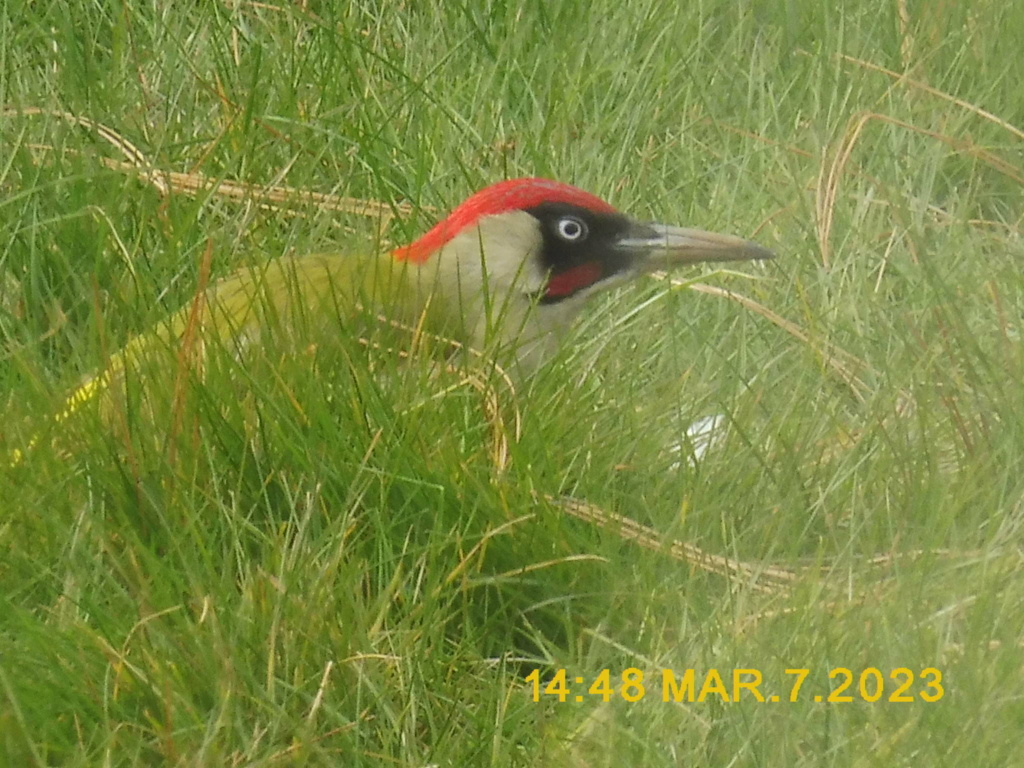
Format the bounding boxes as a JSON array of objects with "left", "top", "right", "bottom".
[{"left": 2, "top": 0, "right": 1023, "bottom": 765}]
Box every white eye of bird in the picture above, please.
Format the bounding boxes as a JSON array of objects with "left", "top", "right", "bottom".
[{"left": 556, "top": 216, "right": 587, "bottom": 242}]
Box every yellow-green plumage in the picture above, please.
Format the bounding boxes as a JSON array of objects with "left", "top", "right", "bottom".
[
  {"left": 8, "top": 251, "right": 453, "bottom": 466},
  {"left": 86, "top": 251, "right": 449, "bottom": 398},
  {"left": 9, "top": 213, "right": 545, "bottom": 466}
]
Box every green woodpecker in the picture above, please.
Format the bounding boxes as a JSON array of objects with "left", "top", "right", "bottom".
[
  {"left": 165, "top": 177, "right": 772, "bottom": 368},
  {"left": 10, "top": 178, "right": 772, "bottom": 464}
]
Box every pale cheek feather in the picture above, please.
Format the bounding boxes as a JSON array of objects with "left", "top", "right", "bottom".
[
  {"left": 422, "top": 211, "right": 543, "bottom": 343},
  {"left": 413, "top": 210, "right": 600, "bottom": 370}
]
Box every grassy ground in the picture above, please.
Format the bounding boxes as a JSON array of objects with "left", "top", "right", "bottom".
[{"left": 2, "top": 0, "right": 1023, "bottom": 765}]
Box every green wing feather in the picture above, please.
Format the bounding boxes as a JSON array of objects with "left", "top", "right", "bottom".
[{"left": 9, "top": 251, "right": 440, "bottom": 466}]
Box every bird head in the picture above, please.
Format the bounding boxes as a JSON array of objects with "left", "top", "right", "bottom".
[{"left": 391, "top": 178, "right": 773, "bottom": 371}]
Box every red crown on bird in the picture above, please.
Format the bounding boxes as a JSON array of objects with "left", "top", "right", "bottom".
[{"left": 392, "top": 178, "right": 618, "bottom": 263}]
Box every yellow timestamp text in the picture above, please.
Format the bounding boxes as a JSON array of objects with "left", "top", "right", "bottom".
[{"left": 526, "top": 667, "right": 944, "bottom": 704}]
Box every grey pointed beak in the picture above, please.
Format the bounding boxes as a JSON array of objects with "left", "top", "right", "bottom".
[{"left": 617, "top": 223, "right": 774, "bottom": 270}]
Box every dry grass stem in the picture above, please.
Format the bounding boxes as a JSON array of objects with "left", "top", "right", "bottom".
[
  {"left": 676, "top": 280, "right": 873, "bottom": 402},
  {"left": 545, "top": 494, "right": 796, "bottom": 594},
  {"left": 837, "top": 53, "right": 1024, "bottom": 143}
]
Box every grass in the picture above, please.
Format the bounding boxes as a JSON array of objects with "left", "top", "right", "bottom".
[{"left": 2, "top": 0, "right": 1023, "bottom": 764}]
